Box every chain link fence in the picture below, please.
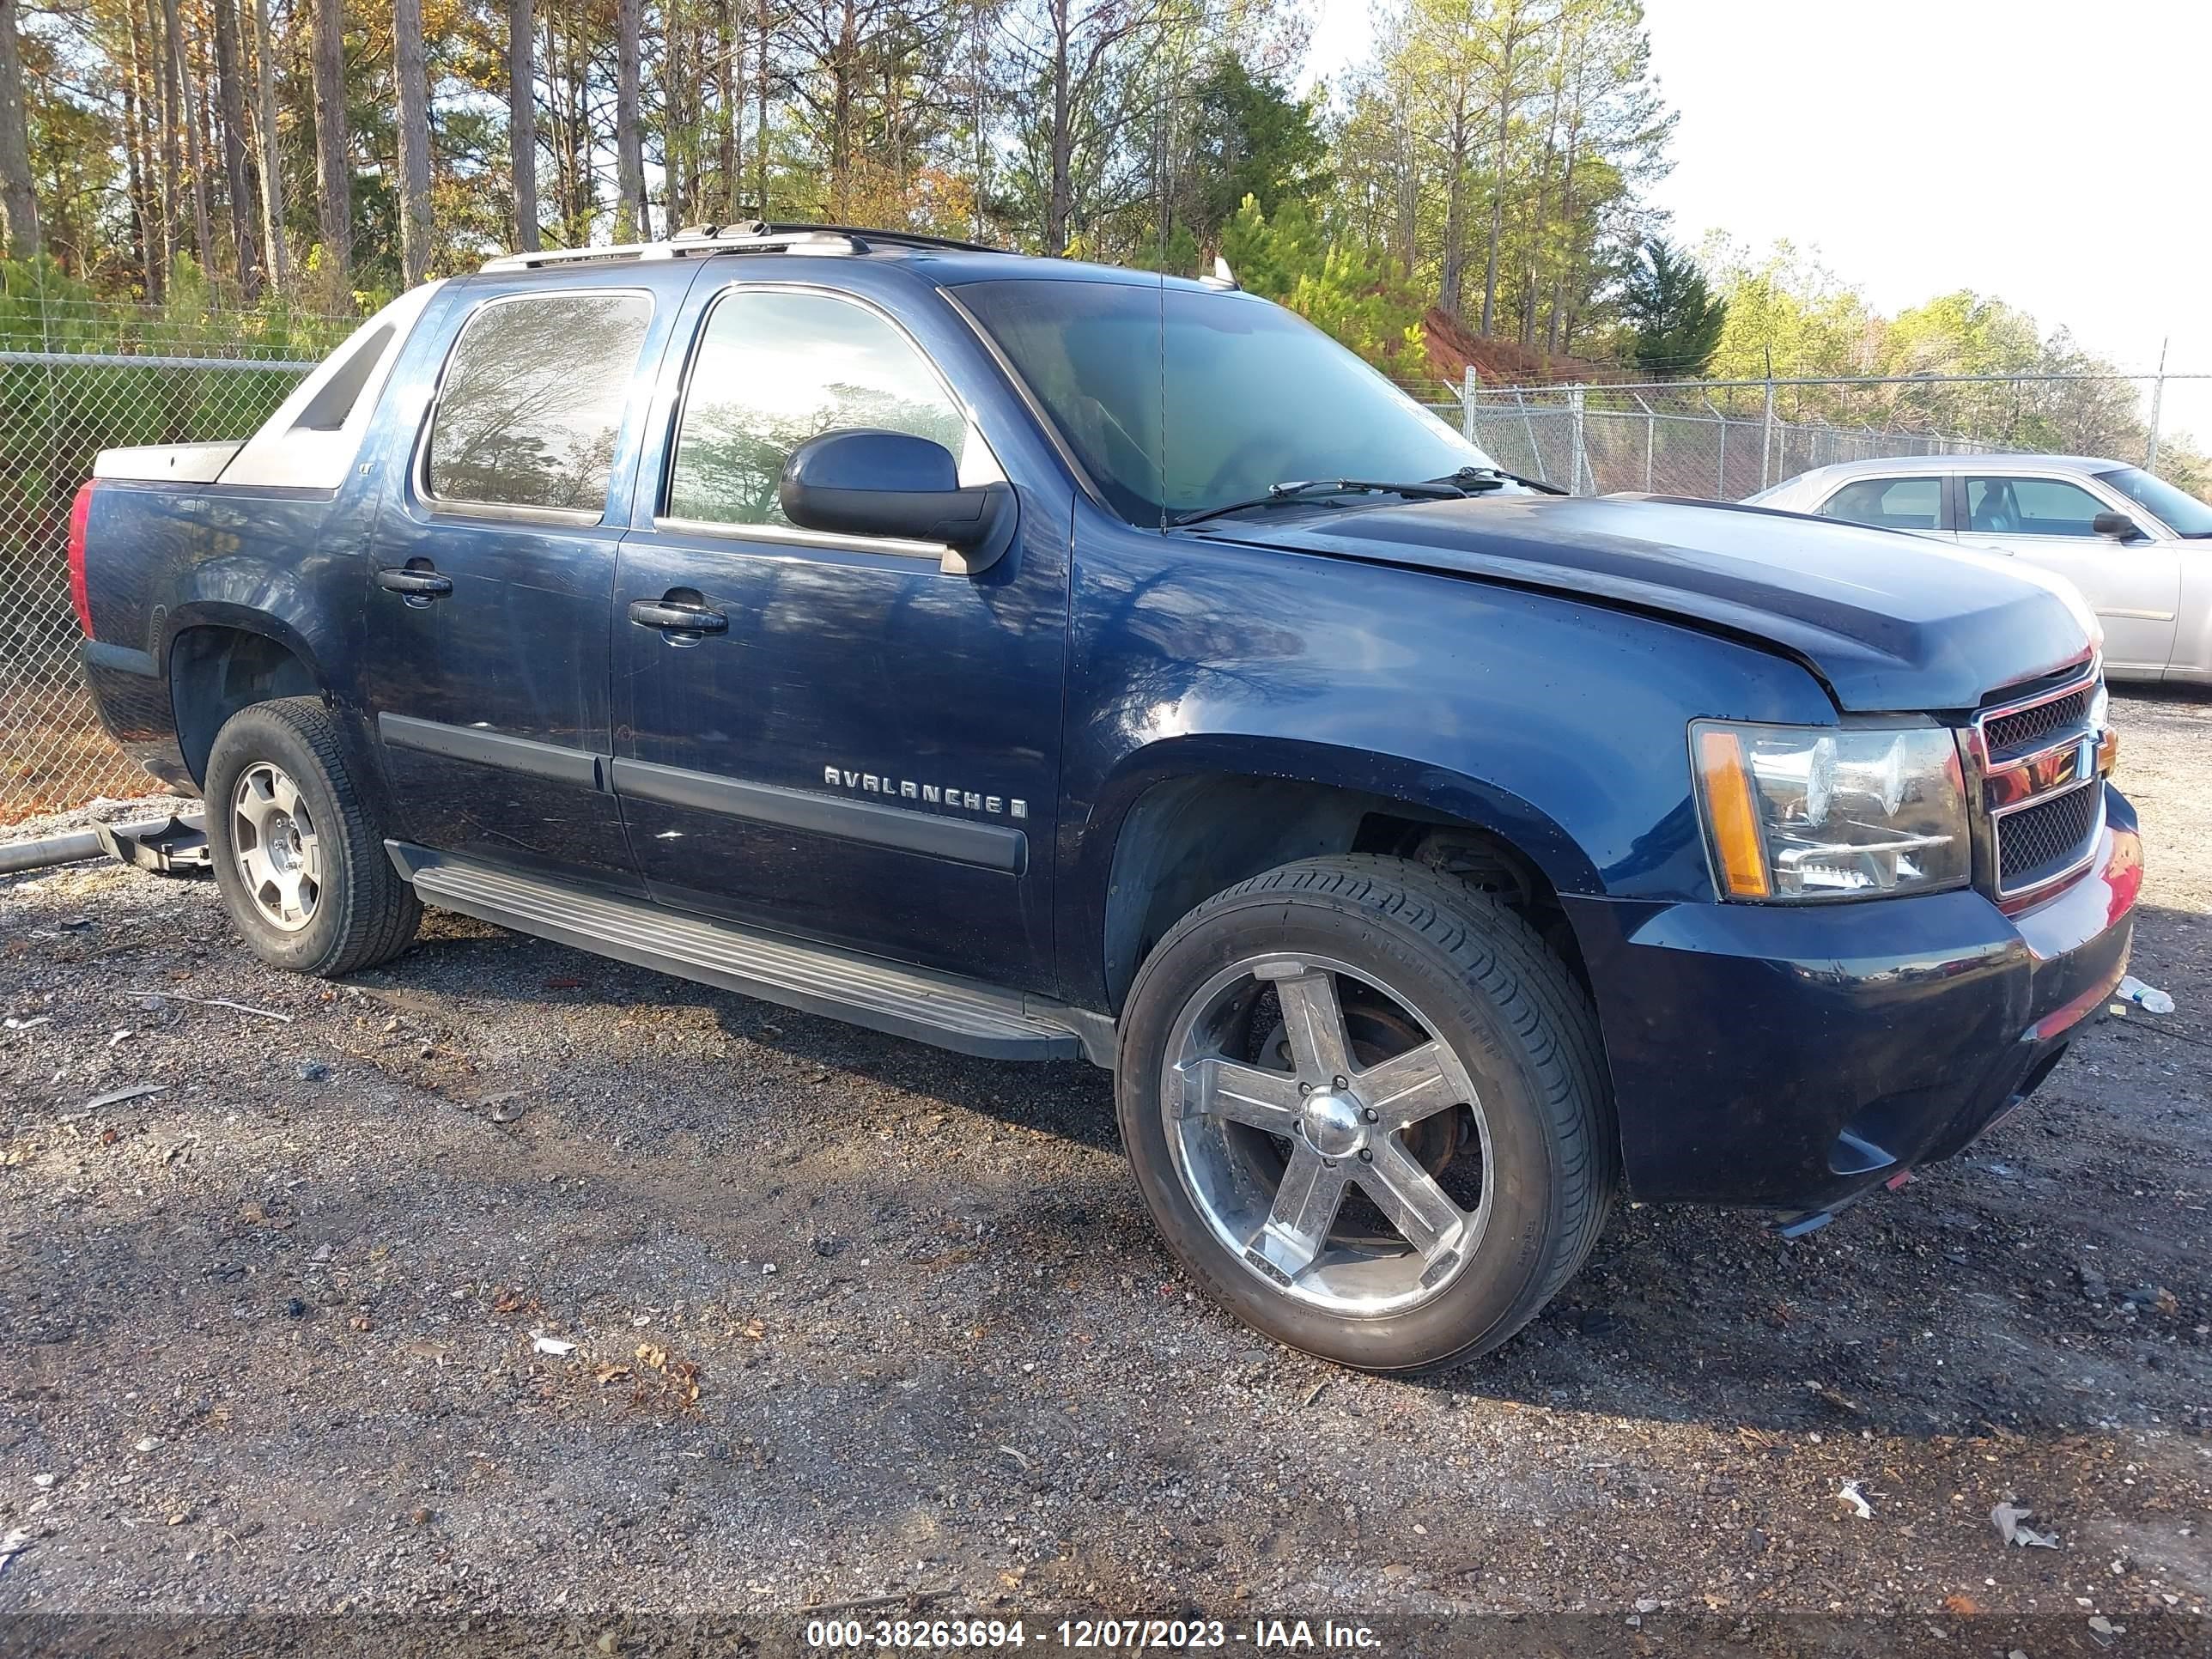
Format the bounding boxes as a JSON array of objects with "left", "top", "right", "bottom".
[
  {"left": 3, "top": 301, "right": 324, "bottom": 823},
  {"left": 1452, "top": 381, "right": 2001, "bottom": 498},
  {"left": 1430, "top": 372, "right": 2208, "bottom": 500}
]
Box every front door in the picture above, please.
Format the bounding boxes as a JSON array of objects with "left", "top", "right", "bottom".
[
  {"left": 610, "top": 271, "right": 1068, "bottom": 989},
  {"left": 1959, "top": 472, "right": 2182, "bottom": 672},
  {"left": 361, "top": 273, "right": 683, "bottom": 890}
]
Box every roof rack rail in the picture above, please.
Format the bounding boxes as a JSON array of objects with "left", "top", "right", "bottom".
[
  {"left": 481, "top": 222, "right": 1008, "bottom": 274},
  {"left": 726, "top": 222, "right": 1010, "bottom": 255}
]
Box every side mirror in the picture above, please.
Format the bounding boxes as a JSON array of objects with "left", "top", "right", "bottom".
[
  {"left": 779, "top": 428, "right": 1016, "bottom": 575},
  {"left": 2092, "top": 510, "right": 2139, "bottom": 540}
]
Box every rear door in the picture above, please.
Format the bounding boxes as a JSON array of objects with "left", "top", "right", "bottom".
[
  {"left": 1958, "top": 471, "right": 2181, "bottom": 672},
  {"left": 359, "top": 268, "right": 688, "bottom": 889},
  {"left": 607, "top": 264, "right": 1070, "bottom": 989}
]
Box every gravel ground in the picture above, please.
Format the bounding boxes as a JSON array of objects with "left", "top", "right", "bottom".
[{"left": 3, "top": 691, "right": 2209, "bottom": 1650}]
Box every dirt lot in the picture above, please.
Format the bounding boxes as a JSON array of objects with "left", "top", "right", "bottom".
[{"left": 3, "top": 690, "right": 2210, "bottom": 1650}]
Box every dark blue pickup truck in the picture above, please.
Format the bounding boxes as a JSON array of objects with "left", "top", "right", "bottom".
[{"left": 70, "top": 224, "right": 2141, "bottom": 1372}]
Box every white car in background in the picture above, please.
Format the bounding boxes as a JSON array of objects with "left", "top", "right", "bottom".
[{"left": 1749, "top": 453, "right": 2212, "bottom": 682}]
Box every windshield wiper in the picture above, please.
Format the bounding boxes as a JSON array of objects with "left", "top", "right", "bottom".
[
  {"left": 1170, "top": 477, "right": 1468, "bottom": 528},
  {"left": 1429, "top": 465, "right": 1570, "bottom": 497}
]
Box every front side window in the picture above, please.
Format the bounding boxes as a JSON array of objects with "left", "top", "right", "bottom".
[
  {"left": 425, "top": 290, "right": 653, "bottom": 514},
  {"left": 2097, "top": 465, "right": 2212, "bottom": 538},
  {"left": 1965, "top": 475, "right": 2107, "bottom": 538},
  {"left": 956, "top": 277, "right": 1496, "bottom": 527},
  {"left": 665, "top": 289, "right": 971, "bottom": 527},
  {"left": 1818, "top": 476, "right": 1943, "bottom": 531}
]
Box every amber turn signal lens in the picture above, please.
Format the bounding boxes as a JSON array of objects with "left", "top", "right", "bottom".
[{"left": 1696, "top": 727, "right": 1771, "bottom": 899}]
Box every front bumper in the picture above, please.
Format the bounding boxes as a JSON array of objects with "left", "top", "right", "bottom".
[{"left": 1567, "top": 785, "right": 2141, "bottom": 1210}]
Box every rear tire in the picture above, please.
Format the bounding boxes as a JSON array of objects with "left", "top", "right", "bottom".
[
  {"left": 204, "top": 696, "right": 420, "bottom": 978},
  {"left": 1116, "top": 854, "right": 1614, "bottom": 1373}
]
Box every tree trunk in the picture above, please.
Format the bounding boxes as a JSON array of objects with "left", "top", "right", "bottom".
[
  {"left": 152, "top": 0, "right": 180, "bottom": 287},
  {"left": 1394, "top": 92, "right": 1418, "bottom": 277},
  {"left": 125, "top": 2, "right": 158, "bottom": 293},
  {"left": 161, "top": 0, "right": 216, "bottom": 274},
  {"left": 753, "top": 0, "right": 769, "bottom": 217},
  {"left": 395, "top": 0, "right": 432, "bottom": 283},
  {"left": 616, "top": 0, "right": 646, "bottom": 239},
  {"left": 969, "top": 4, "right": 987, "bottom": 242},
  {"left": 718, "top": 0, "right": 739, "bottom": 219},
  {"left": 544, "top": 3, "right": 572, "bottom": 239},
  {"left": 0, "top": 0, "right": 43, "bottom": 258},
  {"left": 507, "top": 0, "right": 539, "bottom": 249},
  {"left": 1045, "top": 0, "right": 1072, "bottom": 253},
  {"left": 1437, "top": 99, "right": 1469, "bottom": 319},
  {"left": 252, "top": 0, "right": 288, "bottom": 286},
  {"left": 1479, "top": 91, "right": 1510, "bottom": 335},
  {"left": 824, "top": 0, "right": 854, "bottom": 218},
  {"left": 564, "top": 0, "right": 590, "bottom": 240},
  {"left": 662, "top": 2, "right": 685, "bottom": 227},
  {"left": 212, "top": 0, "right": 262, "bottom": 295},
  {"left": 309, "top": 0, "right": 351, "bottom": 278},
  {"left": 1478, "top": 15, "right": 1530, "bottom": 337}
]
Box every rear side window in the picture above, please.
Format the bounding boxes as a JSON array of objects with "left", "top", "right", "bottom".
[
  {"left": 426, "top": 291, "right": 653, "bottom": 514},
  {"left": 665, "top": 288, "right": 969, "bottom": 528},
  {"left": 1818, "top": 476, "right": 1943, "bottom": 530}
]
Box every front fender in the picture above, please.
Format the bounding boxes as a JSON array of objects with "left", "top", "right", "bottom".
[{"left": 1056, "top": 517, "right": 1839, "bottom": 1004}]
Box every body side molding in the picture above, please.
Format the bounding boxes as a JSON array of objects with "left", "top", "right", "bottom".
[
  {"left": 609, "top": 756, "right": 1028, "bottom": 874},
  {"left": 377, "top": 712, "right": 605, "bottom": 788}
]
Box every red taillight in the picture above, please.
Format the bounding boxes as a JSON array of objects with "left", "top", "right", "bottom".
[{"left": 67, "top": 479, "right": 95, "bottom": 636}]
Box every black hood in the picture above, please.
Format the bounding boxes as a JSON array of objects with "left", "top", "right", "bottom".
[{"left": 1197, "top": 492, "right": 2095, "bottom": 713}]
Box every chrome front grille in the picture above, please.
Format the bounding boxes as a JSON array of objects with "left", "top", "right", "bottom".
[{"left": 1972, "top": 667, "right": 2108, "bottom": 904}]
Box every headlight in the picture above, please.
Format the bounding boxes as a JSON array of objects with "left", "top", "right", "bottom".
[{"left": 1691, "top": 720, "right": 1969, "bottom": 901}]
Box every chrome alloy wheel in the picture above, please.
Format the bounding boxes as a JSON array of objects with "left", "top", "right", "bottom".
[
  {"left": 1161, "top": 954, "right": 1492, "bottom": 1316},
  {"left": 229, "top": 761, "right": 323, "bottom": 932}
]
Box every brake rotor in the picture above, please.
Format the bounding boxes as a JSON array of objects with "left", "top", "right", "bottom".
[{"left": 1252, "top": 994, "right": 1465, "bottom": 1176}]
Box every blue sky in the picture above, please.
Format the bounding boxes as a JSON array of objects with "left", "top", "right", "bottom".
[{"left": 1301, "top": 0, "right": 2212, "bottom": 434}]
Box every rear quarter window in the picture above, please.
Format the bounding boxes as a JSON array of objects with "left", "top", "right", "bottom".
[
  {"left": 425, "top": 290, "right": 653, "bottom": 514},
  {"left": 1818, "top": 476, "right": 1943, "bottom": 531}
]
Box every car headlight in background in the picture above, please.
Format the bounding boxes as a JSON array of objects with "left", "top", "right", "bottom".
[{"left": 1691, "top": 720, "right": 1970, "bottom": 901}]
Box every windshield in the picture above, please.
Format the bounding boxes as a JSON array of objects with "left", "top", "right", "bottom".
[
  {"left": 2096, "top": 465, "right": 2212, "bottom": 538},
  {"left": 956, "top": 276, "right": 1496, "bottom": 527}
]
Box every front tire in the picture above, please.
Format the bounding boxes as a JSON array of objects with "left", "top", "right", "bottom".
[
  {"left": 204, "top": 696, "right": 421, "bottom": 978},
  {"left": 1116, "top": 854, "right": 1614, "bottom": 1373}
]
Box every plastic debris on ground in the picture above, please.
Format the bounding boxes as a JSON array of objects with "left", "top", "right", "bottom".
[
  {"left": 2115, "top": 975, "right": 2176, "bottom": 1015},
  {"left": 1838, "top": 1481, "right": 1872, "bottom": 1518},
  {"left": 81, "top": 1083, "right": 165, "bottom": 1111},
  {"left": 1990, "top": 1501, "right": 2060, "bottom": 1548},
  {"left": 532, "top": 1333, "right": 579, "bottom": 1357}
]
